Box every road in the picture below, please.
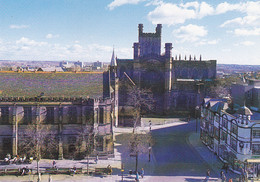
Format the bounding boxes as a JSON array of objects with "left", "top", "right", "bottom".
[{"left": 151, "top": 121, "right": 212, "bottom": 177}]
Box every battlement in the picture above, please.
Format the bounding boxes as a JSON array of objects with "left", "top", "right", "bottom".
[
  {"left": 137, "top": 24, "right": 162, "bottom": 58},
  {"left": 138, "top": 24, "right": 162, "bottom": 37},
  {"left": 0, "top": 96, "right": 94, "bottom": 104}
]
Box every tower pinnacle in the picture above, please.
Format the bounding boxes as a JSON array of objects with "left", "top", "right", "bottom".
[{"left": 110, "top": 47, "right": 117, "bottom": 66}]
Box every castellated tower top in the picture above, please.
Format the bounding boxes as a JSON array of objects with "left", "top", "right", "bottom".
[
  {"left": 137, "top": 24, "right": 162, "bottom": 58},
  {"left": 138, "top": 24, "right": 162, "bottom": 38}
]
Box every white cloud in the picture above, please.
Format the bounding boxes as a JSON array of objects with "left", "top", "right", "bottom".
[
  {"left": 221, "top": 15, "right": 260, "bottom": 28},
  {"left": 148, "top": 3, "right": 196, "bottom": 25},
  {"left": 108, "top": 0, "right": 146, "bottom": 10},
  {"left": 235, "top": 41, "right": 255, "bottom": 46},
  {"left": 46, "top": 34, "right": 60, "bottom": 39},
  {"left": 215, "top": 2, "right": 242, "bottom": 15},
  {"left": 16, "top": 37, "right": 48, "bottom": 46},
  {"left": 233, "top": 28, "right": 260, "bottom": 36},
  {"left": 218, "top": 1, "right": 260, "bottom": 32},
  {"left": 148, "top": 1, "right": 214, "bottom": 25},
  {"left": 10, "top": 25, "right": 29, "bottom": 29},
  {"left": 197, "top": 2, "right": 214, "bottom": 19},
  {"left": 197, "top": 39, "right": 219, "bottom": 46},
  {"left": 173, "top": 24, "right": 207, "bottom": 42},
  {"left": 145, "top": 0, "right": 163, "bottom": 6},
  {"left": 0, "top": 37, "right": 131, "bottom": 62}
]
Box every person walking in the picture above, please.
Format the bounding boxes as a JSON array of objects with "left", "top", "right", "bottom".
[
  {"left": 135, "top": 172, "right": 140, "bottom": 182},
  {"left": 95, "top": 154, "right": 99, "bottom": 164},
  {"left": 220, "top": 171, "right": 227, "bottom": 182},
  {"left": 204, "top": 169, "right": 210, "bottom": 182},
  {"left": 141, "top": 168, "right": 144, "bottom": 178},
  {"left": 52, "top": 160, "right": 56, "bottom": 168}
]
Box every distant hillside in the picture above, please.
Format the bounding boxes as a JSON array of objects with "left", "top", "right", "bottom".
[{"left": 217, "top": 64, "right": 260, "bottom": 74}]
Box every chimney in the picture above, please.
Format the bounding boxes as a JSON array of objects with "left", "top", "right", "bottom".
[
  {"left": 133, "top": 42, "right": 140, "bottom": 60},
  {"left": 165, "top": 43, "right": 172, "bottom": 58}
]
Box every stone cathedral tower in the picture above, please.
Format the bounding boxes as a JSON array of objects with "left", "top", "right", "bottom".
[{"left": 115, "top": 24, "right": 216, "bottom": 126}]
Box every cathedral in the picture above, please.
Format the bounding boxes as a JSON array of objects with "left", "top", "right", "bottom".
[{"left": 110, "top": 24, "right": 216, "bottom": 126}]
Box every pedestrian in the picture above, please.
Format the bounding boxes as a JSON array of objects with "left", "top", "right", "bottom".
[
  {"left": 240, "top": 167, "right": 246, "bottom": 182},
  {"left": 222, "top": 163, "right": 228, "bottom": 173},
  {"left": 141, "top": 168, "right": 144, "bottom": 178},
  {"left": 95, "top": 154, "right": 99, "bottom": 164},
  {"left": 107, "top": 165, "right": 112, "bottom": 175},
  {"left": 204, "top": 169, "right": 210, "bottom": 182},
  {"left": 48, "top": 174, "right": 52, "bottom": 182},
  {"left": 149, "top": 120, "right": 152, "bottom": 131},
  {"left": 220, "top": 171, "right": 227, "bottom": 182},
  {"left": 70, "top": 166, "right": 77, "bottom": 176},
  {"left": 52, "top": 160, "right": 56, "bottom": 168},
  {"left": 135, "top": 172, "right": 140, "bottom": 182}
]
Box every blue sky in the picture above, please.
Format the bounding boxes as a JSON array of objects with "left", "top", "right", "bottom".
[{"left": 0, "top": 0, "right": 259, "bottom": 65}]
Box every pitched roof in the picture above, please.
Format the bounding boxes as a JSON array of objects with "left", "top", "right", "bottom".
[
  {"left": 0, "top": 72, "right": 103, "bottom": 98},
  {"left": 37, "top": 67, "right": 64, "bottom": 72}
]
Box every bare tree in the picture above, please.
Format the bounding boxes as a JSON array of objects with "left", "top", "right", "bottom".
[
  {"left": 18, "top": 124, "right": 57, "bottom": 180},
  {"left": 125, "top": 86, "right": 154, "bottom": 173},
  {"left": 127, "top": 86, "right": 154, "bottom": 131},
  {"left": 73, "top": 126, "right": 94, "bottom": 174},
  {"left": 129, "top": 132, "right": 153, "bottom": 172},
  {"left": 207, "top": 76, "right": 242, "bottom": 98}
]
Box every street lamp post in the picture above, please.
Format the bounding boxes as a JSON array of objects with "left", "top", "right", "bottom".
[
  {"left": 148, "top": 145, "right": 151, "bottom": 162},
  {"left": 195, "top": 106, "right": 200, "bottom": 133}
]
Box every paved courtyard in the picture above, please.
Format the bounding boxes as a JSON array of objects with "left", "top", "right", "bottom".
[{"left": 0, "top": 118, "right": 241, "bottom": 182}]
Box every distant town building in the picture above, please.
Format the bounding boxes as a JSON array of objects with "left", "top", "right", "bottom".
[
  {"left": 231, "top": 79, "right": 260, "bottom": 111},
  {"left": 93, "top": 61, "right": 103, "bottom": 70},
  {"left": 74, "top": 61, "right": 84, "bottom": 68}
]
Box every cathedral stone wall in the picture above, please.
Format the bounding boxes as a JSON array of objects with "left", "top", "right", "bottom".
[{"left": 114, "top": 24, "right": 217, "bottom": 126}]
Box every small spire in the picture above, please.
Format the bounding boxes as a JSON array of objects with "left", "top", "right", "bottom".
[
  {"left": 200, "top": 54, "right": 202, "bottom": 61},
  {"left": 110, "top": 47, "right": 117, "bottom": 66},
  {"left": 179, "top": 54, "right": 181, "bottom": 60},
  {"left": 184, "top": 55, "right": 187, "bottom": 60},
  {"left": 189, "top": 55, "right": 192, "bottom": 61},
  {"left": 194, "top": 55, "right": 196, "bottom": 61},
  {"left": 175, "top": 55, "right": 177, "bottom": 60}
]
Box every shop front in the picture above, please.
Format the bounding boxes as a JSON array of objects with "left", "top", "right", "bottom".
[{"left": 245, "top": 159, "right": 260, "bottom": 179}]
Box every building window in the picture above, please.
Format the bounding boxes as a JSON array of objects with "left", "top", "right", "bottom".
[
  {"left": 46, "top": 107, "right": 54, "bottom": 124},
  {"left": 214, "top": 127, "right": 219, "bottom": 140},
  {"left": 230, "top": 137, "right": 237, "bottom": 152},
  {"left": 231, "top": 122, "right": 238, "bottom": 135},
  {"left": 220, "top": 130, "right": 227, "bottom": 143},
  {"left": 95, "top": 137, "right": 103, "bottom": 151},
  {"left": 23, "top": 107, "right": 32, "bottom": 124},
  {"left": 222, "top": 115, "right": 228, "bottom": 128},
  {"left": 68, "top": 107, "right": 77, "bottom": 124},
  {"left": 252, "top": 144, "right": 260, "bottom": 155},
  {"left": 0, "top": 107, "right": 9, "bottom": 124},
  {"left": 215, "top": 115, "right": 220, "bottom": 123},
  {"left": 2, "top": 138, "right": 12, "bottom": 155},
  {"left": 85, "top": 108, "right": 93, "bottom": 124},
  {"left": 99, "top": 108, "right": 104, "bottom": 124},
  {"left": 252, "top": 130, "right": 260, "bottom": 138}
]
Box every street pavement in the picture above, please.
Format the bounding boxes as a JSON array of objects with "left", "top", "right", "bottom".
[{"left": 0, "top": 118, "right": 240, "bottom": 182}]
